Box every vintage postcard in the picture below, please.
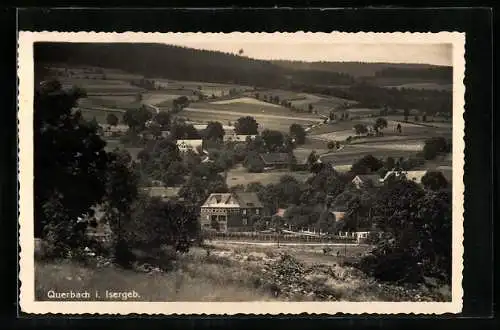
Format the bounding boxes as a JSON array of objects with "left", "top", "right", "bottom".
[{"left": 18, "top": 31, "right": 465, "bottom": 314}]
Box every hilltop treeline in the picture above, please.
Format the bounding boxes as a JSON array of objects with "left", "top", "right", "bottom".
[
  {"left": 374, "top": 67, "right": 452, "bottom": 81},
  {"left": 291, "top": 82, "right": 452, "bottom": 114},
  {"left": 35, "top": 43, "right": 354, "bottom": 87},
  {"left": 273, "top": 60, "right": 450, "bottom": 78}
]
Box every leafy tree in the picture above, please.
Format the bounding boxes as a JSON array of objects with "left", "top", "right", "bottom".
[
  {"left": 362, "top": 180, "right": 452, "bottom": 283},
  {"left": 171, "top": 123, "right": 201, "bottom": 139},
  {"left": 126, "top": 196, "right": 199, "bottom": 253},
  {"left": 327, "top": 141, "right": 335, "bottom": 150},
  {"left": 385, "top": 156, "right": 396, "bottom": 170},
  {"left": 414, "top": 115, "right": 420, "bottom": 122},
  {"left": 289, "top": 124, "right": 306, "bottom": 145},
  {"left": 102, "top": 149, "right": 139, "bottom": 267},
  {"left": 246, "top": 182, "right": 265, "bottom": 193},
  {"left": 374, "top": 117, "right": 388, "bottom": 134},
  {"left": 403, "top": 108, "right": 410, "bottom": 122},
  {"left": 244, "top": 151, "right": 265, "bottom": 173},
  {"left": 163, "top": 161, "right": 188, "bottom": 186},
  {"left": 306, "top": 166, "right": 346, "bottom": 200},
  {"left": 351, "top": 155, "right": 384, "bottom": 175},
  {"left": 123, "top": 106, "right": 153, "bottom": 132},
  {"left": 423, "top": 136, "right": 449, "bottom": 160},
  {"left": 306, "top": 150, "right": 320, "bottom": 172},
  {"left": 353, "top": 123, "right": 368, "bottom": 135},
  {"left": 261, "top": 129, "right": 285, "bottom": 152},
  {"left": 421, "top": 171, "right": 448, "bottom": 191},
  {"left": 154, "top": 111, "right": 171, "bottom": 130},
  {"left": 203, "top": 121, "right": 225, "bottom": 141},
  {"left": 235, "top": 116, "right": 259, "bottom": 135},
  {"left": 34, "top": 80, "right": 109, "bottom": 255},
  {"left": 179, "top": 174, "right": 228, "bottom": 206},
  {"left": 316, "top": 209, "right": 340, "bottom": 234},
  {"left": 106, "top": 113, "right": 119, "bottom": 127}
]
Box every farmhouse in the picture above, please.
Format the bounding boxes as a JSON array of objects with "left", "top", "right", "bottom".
[
  {"left": 200, "top": 192, "right": 264, "bottom": 232},
  {"left": 223, "top": 134, "right": 257, "bottom": 143},
  {"left": 382, "top": 170, "right": 428, "bottom": 185},
  {"left": 101, "top": 124, "right": 128, "bottom": 137},
  {"left": 176, "top": 139, "right": 204, "bottom": 154},
  {"left": 259, "top": 153, "right": 292, "bottom": 169},
  {"left": 352, "top": 174, "right": 384, "bottom": 189}
]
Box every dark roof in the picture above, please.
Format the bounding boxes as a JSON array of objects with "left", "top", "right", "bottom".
[
  {"left": 260, "top": 153, "right": 290, "bottom": 165},
  {"left": 234, "top": 192, "right": 264, "bottom": 208}
]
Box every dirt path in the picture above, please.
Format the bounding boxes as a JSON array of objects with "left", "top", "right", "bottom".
[{"left": 183, "top": 107, "right": 323, "bottom": 123}]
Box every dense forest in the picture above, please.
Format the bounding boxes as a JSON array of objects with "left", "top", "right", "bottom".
[
  {"left": 35, "top": 42, "right": 450, "bottom": 88},
  {"left": 290, "top": 82, "right": 452, "bottom": 114},
  {"left": 272, "top": 60, "right": 450, "bottom": 78},
  {"left": 35, "top": 43, "right": 353, "bottom": 87}
]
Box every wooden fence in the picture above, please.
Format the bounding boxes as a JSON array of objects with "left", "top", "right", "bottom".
[{"left": 202, "top": 231, "right": 357, "bottom": 244}]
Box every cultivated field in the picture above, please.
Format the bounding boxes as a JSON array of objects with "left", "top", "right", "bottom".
[
  {"left": 153, "top": 79, "right": 253, "bottom": 97},
  {"left": 211, "top": 97, "right": 281, "bottom": 108},
  {"left": 177, "top": 104, "right": 323, "bottom": 132},
  {"left": 226, "top": 165, "right": 312, "bottom": 187},
  {"left": 319, "top": 146, "right": 418, "bottom": 166}
]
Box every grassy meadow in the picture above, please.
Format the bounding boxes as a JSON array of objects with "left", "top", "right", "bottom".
[{"left": 35, "top": 242, "right": 451, "bottom": 302}]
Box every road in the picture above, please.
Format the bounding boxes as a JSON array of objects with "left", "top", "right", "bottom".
[{"left": 183, "top": 107, "right": 324, "bottom": 123}]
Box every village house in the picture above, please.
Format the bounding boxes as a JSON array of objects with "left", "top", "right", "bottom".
[
  {"left": 176, "top": 139, "right": 204, "bottom": 154},
  {"left": 259, "top": 153, "right": 292, "bottom": 170},
  {"left": 223, "top": 133, "right": 257, "bottom": 143},
  {"left": 101, "top": 124, "right": 129, "bottom": 137},
  {"left": 351, "top": 174, "right": 384, "bottom": 189},
  {"left": 382, "top": 170, "right": 429, "bottom": 185},
  {"left": 200, "top": 192, "right": 264, "bottom": 232}
]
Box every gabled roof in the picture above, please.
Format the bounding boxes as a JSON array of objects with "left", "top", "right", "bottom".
[
  {"left": 201, "top": 192, "right": 263, "bottom": 208},
  {"left": 353, "top": 174, "right": 383, "bottom": 186},
  {"left": 234, "top": 192, "right": 263, "bottom": 208},
  {"left": 260, "top": 153, "right": 290, "bottom": 165},
  {"left": 202, "top": 193, "right": 240, "bottom": 208}
]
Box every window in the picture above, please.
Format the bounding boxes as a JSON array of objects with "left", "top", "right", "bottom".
[
  {"left": 256, "top": 209, "right": 260, "bottom": 215},
  {"left": 242, "top": 218, "right": 248, "bottom": 225},
  {"left": 219, "top": 215, "right": 227, "bottom": 222},
  {"left": 242, "top": 209, "right": 247, "bottom": 215},
  {"left": 206, "top": 215, "right": 210, "bottom": 220}
]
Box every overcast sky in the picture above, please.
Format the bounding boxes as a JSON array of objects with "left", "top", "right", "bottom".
[{"left": 164, "top": 40, "right": 452, "bottom": 66}]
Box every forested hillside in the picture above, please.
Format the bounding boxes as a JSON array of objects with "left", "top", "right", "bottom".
[
  {"left": 34, "top": 43, "right": 354, "bottom": 87},
  {"left": 272, "top": 60, "right": 451, "bottom": 79}
]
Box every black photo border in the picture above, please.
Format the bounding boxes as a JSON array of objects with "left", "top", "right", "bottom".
[{"left": 0, "top": 5, "right": 495, "bottom": 329}]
